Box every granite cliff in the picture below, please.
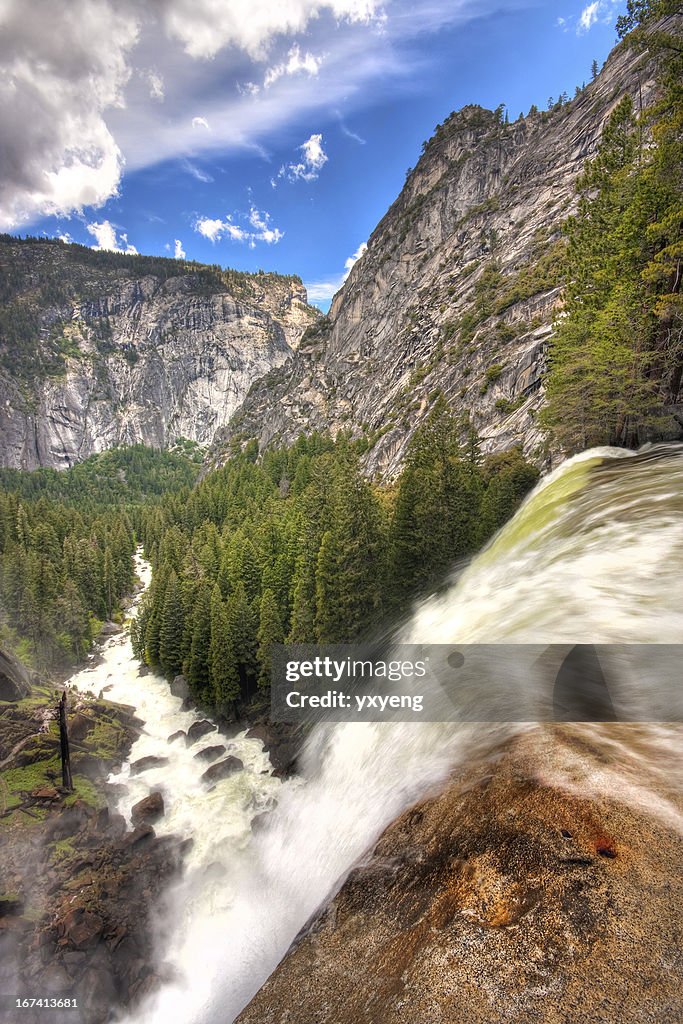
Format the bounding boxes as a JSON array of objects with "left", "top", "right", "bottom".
[
  {"left": 214, "top": 26, "right": 676, "bottom": 476},
  {"left": 0, "top": 239, "right": 317, "bottom": 470}
]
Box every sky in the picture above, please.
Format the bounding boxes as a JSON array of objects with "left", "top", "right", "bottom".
[{"left": 0, "top": 0, "right": 627, "bottom": 310}]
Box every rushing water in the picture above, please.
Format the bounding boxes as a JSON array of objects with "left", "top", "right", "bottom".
[{"left": 68, "top": 444, "right": 683, "bottom": 1024}]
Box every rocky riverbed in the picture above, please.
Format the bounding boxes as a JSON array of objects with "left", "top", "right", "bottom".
[{"left": 0, "top": 681, "right": 190, "bottom": 1023}]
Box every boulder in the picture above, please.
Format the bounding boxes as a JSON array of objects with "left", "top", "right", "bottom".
[
  {"left": 170, "top": 674, "right": 190, "bottom": 700},
  {"left": 69, "top": 711, "right": 96, "bottom": 742},
  {"left": 99, "top": 621, "right": 121, "bottom": 636},
  {"left": 130, "top": 755, "right": 169, "bottom": 775},
  {"left": 0, "top": 648, "right": 32, "bottom": 701},
  {"left": 201, "top": 756, "right": 243, "bottom": 784},
  {"left": 186, "top": 720, "right": 217, "bottom": 745},
  {"left": 120, "top": 824, "right": 156, "bottom": 849},
  {"left": 31, "top": 786, "right": 60, "bottom": 802},
  {"left": 60, "top": 907, "right": 104, "bottom": 950},
  {"left": 131, "top": 791, "right": 164, "bottom": 826},
  {"left": 167, "top": 730, "right": 186, "bottom": 744},
  {"left": 236, "top": 727, "right": 683, "bottom": 1024},
  {"left": 193, "top": 744, "right": 226, "bottom": 763}
]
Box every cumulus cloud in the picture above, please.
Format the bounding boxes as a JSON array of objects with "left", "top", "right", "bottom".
[
  {"left": 158, "top": 0, "right": 378, "bottom": 60},
  {"left": 194, "top": 206, "right": 283, "bottom": 247},
  {"left": 264, "top": 45, "right": 323, "bottom": 88},
  {"left": 0, "top": 0, "right": 138, "bottom": 230},
  {"left": 86, "top": 219, "right": 138, "bottom": 253},
  {"left": 305, "top": 240, "right": 367, "bottom": 305},
  {"left": 278, "top": 133, "right": 328, "bottom": 183},
  {"left": 174, "top": 238, "right": 186, "bottom": 258}
]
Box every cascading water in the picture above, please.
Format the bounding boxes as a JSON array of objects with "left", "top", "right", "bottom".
[{"left": 68, "top": 445, "right": 683, "bottom": 1024}]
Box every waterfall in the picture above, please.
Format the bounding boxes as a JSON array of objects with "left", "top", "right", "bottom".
[{"left": 71, "top": 444, "right": 683, "bottom": 1023}]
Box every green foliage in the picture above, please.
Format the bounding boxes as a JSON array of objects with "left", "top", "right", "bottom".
[
  {"left": 542, "top": 22, "right": 683, "bottom": 452},
  {"left": 132, "top": 421, "right": 538, "bottom": 713},
  {"left": 0, "top": 446, "right": 197, "bottom": 672}
]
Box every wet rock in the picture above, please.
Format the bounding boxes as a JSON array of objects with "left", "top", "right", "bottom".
[
  {"left": 60, "top": 907, "right": 104, "bottom": 950},
  {"left": 201, "top": 756, "right": 243, "bottom": 783},
  {"left": 0, "top": 894, "right": 24, "bottom": 916},
  {"left": 121, "top": 824, "right": 156, "bottom": 849},
  {"left": 31, "top": 785, "right": 60, "bottom": 802},
  {"left": 69, "top": 711, "right": 96, "bottom": 741},
  {"left": 250, "top": 812, "right": 272, "bottom": 832},
  {"left": 38, "top": 961, "right": 73, "bottom": 993},
  {"left": 236, "top": 727, "right": 683, "bottom": 1024},
  {"left": 246, "top": 720, "right": 300, "bottom": 777},
  {"left": 100, "top": 621, "right": 122, "bottom": 636},
  {"left": 79, "top": 964, "right": 119, "bottom": 1016},
  {"left": 130, "top": 755, "right": 169, "bottom": 775},
  {"left": 131, "top": 792, "right": 165, "bottom": 826},
  {"left": 0, "top": 649, "right": 32, "bottom": 701},
  {"left": 186, "top": 719, "right": 217, "bottom": 745},
  {"left": 170, "top": 674, "right": 190, "bottom": 700},
  {"left": 193, "top": 744, "right": 227, "bottom": 763},
  {"left": 167, "top": 729, "right": 186, "bottom": 743},
  {"left": 45, "top": 800, "right": 95, "bottom": 840}
]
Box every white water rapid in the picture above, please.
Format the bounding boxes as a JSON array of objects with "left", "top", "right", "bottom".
[{"left": 68, "top": 444, "right": 683, "bottom": 1024}]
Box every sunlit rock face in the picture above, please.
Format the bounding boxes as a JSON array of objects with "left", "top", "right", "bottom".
[
  {"left": 236, "top": 725, "right": 683, "bottom": 1024},
  {"left": 212, "top": 33, "right": 667, "bottom": 476},
  {"left": 0, "top": 240, "right": 317, "bottom": 469}
]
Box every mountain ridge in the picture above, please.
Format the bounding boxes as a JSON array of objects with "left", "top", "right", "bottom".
[{"left": 0, "top": 238, "right": 318, "bottom": 469}]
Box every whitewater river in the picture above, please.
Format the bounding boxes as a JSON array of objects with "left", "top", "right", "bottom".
[{"left": 69, "top": 444, "right": 683, "bottom": 1024}]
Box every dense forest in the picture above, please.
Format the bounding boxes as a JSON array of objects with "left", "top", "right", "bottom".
[
  {"left": 132, "top": 409, "right": 538, "bottom": 717},
  {"left": 542, "top": 0, "right": 683, "bottom": 449},
  {"left": 0, "top": 447, "right": 199, "bottom": 670}
]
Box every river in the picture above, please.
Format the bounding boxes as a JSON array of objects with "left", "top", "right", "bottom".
[{"left": 68, "top": 444, "right": 683, "bottom": 1024}]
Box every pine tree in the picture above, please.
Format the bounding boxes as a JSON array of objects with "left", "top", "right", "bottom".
[
  {"left": 159, "top": 571, "right": 185, "bottom": 677},
  {"left": 186, "top": 583, "right": 212, "bottom": 700},
  {"left": 256, "top": 588, "right": 284, "bottom": 692},
  {"left": 209, "top": 584, "right": 239, "bottom": 713}
]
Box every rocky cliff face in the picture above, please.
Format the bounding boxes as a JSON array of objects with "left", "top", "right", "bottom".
[
  {"left": 0, "top": 240, "right": 317, "bottom": 469},
  {"left": 214, "top": 32, "right": 664, "bottom": 475},
  {"left": 237, "top": 725, "right": 683, "bottom": 1024}
]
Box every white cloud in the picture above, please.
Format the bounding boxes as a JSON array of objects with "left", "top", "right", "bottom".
[
  {"left": 181, "top": 159, "right": 214, "bottom": 183},
  {"left": 86, "top": 220, "right": 138, "bottom": 253},
  {"left": 145, "top": 70, "right": 165, "bottom": 100},
  {"left": 305, "top": 240, "right": 367, "bottom": 305},
  {"left": 264, "top": 45, "right": 323, "bottom": 88},
  {"left": 344, "top": 241, "right": 367, "bottom": 271},
  {"left": 237, "top": 81, "right": 261, "bottom": 96},
  {"left": 578, "top": 2, "right": 600, "bottom": 31},
  {"left": 0, "top": 0, "right": 137, "bottom": 230},
  {"left": 159, "top": 0, "right": 379, "bottom": 60},
  {"left": 174, "top": 238, "right": 186, "bottom": 258},
  {"left": 194, "top": 206, "right": 283, "bottom": 247},
  {"left": 0, "top": 0, "right": 510, "bottom": 230},
  {"left": 279, "top": 132, "right": 328, "bottom": 183}
]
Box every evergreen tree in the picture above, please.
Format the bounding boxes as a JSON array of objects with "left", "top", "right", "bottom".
[
  {"left": 209, "top": 584, "right": 239, "bottom": 712},
  {"left": 256, "top": 588, "right": 284, "bottom": 692},
  {"left": 159, "top": 571, "right": 185, "bottom": 677},
  {"left": 186, "top": 583, "right": 212, "bottom": 700}
]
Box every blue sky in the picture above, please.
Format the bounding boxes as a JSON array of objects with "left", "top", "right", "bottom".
[{"left": 1, "top": 0, "right": 626, "bottom": 310}]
